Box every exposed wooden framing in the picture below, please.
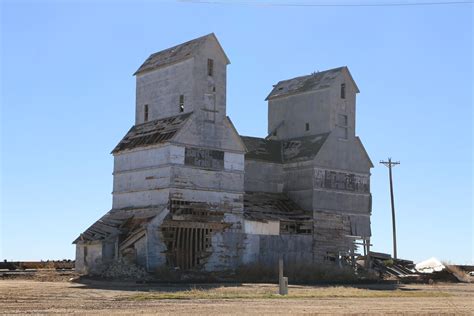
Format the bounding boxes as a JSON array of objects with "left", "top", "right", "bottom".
[{"left": 161, "top": 221, "right": 219, "bottom": 270}]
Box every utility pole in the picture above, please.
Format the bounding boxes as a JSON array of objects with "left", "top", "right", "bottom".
[{"left": 380, "top": 158, "right": 400, "bottom": 260}]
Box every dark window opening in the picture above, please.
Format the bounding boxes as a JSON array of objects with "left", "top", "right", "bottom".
[
  {"left": 341, "top": 83, "right": 346, "bottom": 99},
  {"left": 280, "top": 221, "right": 312, "bottom": 235},
  {"left": 144, "top": 104, "right": 149, "bottom": 122},
  {"left": 179, "top": 95, "right": 184, "bottom": 112},
  {"left": 305, "top": 123, "right": 309, "bottom": 131},
  {"left": 207, "top": 59, "right": 214, "bottom": 76}
]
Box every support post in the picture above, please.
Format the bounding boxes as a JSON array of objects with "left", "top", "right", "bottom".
[{"left": 278, "top": 258, "right": 288, "bottom": 295}]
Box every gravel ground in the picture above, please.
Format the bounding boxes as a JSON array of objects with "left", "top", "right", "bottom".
[{"left": 0, "top": 279, "right": 473, "bottom": 315}]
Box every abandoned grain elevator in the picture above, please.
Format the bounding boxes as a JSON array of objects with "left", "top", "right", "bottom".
[{"left": 74, "top": 33, "right": 373, "bottom": 273}]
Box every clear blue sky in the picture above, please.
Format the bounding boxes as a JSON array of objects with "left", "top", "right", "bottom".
[{"left": 1, "top": 0, "right": 472, "bottom": 264}]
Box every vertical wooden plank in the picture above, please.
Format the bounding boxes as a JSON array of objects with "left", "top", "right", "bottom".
[
  {"left": 193, "top": 228, "right": 198, "bottom": 267},
  {"left": 200, "top": 228, "right": 204, "bottom": 250},
  {"left": 184, "top": 227, "right": 190, "bottom": 270},
  {"left": 189, "top": 228, "right": 196, "bottom": 267},
  {"left": 176, "top": 227, "right": 182, "bottom": 269},
  {"left": 170, "top": 228, "right": 176, "bottom": 268},
  {"left": 187, "top": 227, "right": 191, "bottom": 269},
  {"left": 190, "top": 227, "right": 193, "bottom": 269}
]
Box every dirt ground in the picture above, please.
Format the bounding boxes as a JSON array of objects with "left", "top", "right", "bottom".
[{"left": 0, "top": 279, "right": 473, "bottom": 315}]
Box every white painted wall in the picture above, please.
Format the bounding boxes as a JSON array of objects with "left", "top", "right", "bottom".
[
  {"left": 244, "top": 220, "right": 280, "bottom": 235},
  {"left": 135, "top": 58, "right": 195, "bottom": 124},
  {"left": 224, "top": 152, "right": 244, "bottom": 171}
]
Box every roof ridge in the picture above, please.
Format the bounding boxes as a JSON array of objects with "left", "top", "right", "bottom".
[
  {"left": 134, "top": 33, "right": 215, "bottom": 75},
  {"left": 275, "top": 66, "right": 346, "bottom": 85},
  {"left": 266, "top": 66, "right": 347, "bottom": 101},
  {"left": 147, "top": 33, "right": 213, "bottom": 59}
]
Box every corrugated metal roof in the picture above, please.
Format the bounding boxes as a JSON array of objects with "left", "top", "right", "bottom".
[
  {"left": 112, "top": 112, "right": 192, "bottom": 154},
  {"left": 266, "top": 67, "right": 345, "bottom": 100},
  {"left": 241, "top": 133, "right": 329, "bottom": 163}
]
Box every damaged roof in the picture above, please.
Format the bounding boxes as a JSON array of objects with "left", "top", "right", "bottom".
[
  {"left": 241, "top": 133, "right": 329, "bottom": 163},
  {"left": 112, "top": 112, "right": 192, "bottom": 154},
  {"left": 134, "top": 33, "right": 230, "bottom": 76},
  {"left": 244, "top": 191, "right": 312, "bottom": 222},
  {"left": 266, "top": 66, "right": 358, "bottom": 100},
  {"left": 73, "top": 206, "right": 165, "bottom": 244},
  {"left": 240, "top": 136, "right": 283, "bottom": 163}
]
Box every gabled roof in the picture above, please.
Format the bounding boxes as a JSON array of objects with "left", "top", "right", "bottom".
[
  {"left": 240, "top": 133, "right": 330, "bottom": 164},
  {"left": 266, "top": 66, "right": 359, "bottom": 100},
  {"left": 112, "top": 112, "right": 192, "bottom": 154},
  {"left": 244, "top": 191, "right": 312, "bottom": 222},
  {"left": 134, "top": 33, "right": 230, "bottom": 76}
]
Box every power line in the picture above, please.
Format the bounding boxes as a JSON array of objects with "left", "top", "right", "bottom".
[{"left": 179, "top": 0, "right": 473, "bottom": 7}]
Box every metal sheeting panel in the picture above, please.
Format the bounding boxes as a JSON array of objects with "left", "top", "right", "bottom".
[{"left": 349, "top": 215, "right": 371, "bottom": 238}]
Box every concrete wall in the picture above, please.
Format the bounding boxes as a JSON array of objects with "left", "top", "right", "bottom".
[{"left": 75, "top": 242, "right": 103, "bottom": 274}]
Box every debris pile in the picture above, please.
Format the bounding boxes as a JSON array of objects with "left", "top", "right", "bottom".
[
  {"left": 367, "top": 252, "right": 471, "bottom": 283},
  {"left": 98, "top": 259, "right": 149, "bottom": 280}
]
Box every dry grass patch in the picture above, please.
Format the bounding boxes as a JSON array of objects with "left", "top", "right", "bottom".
[{"left": 124, "top": 284, "right": 451, "bottom": 301}]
